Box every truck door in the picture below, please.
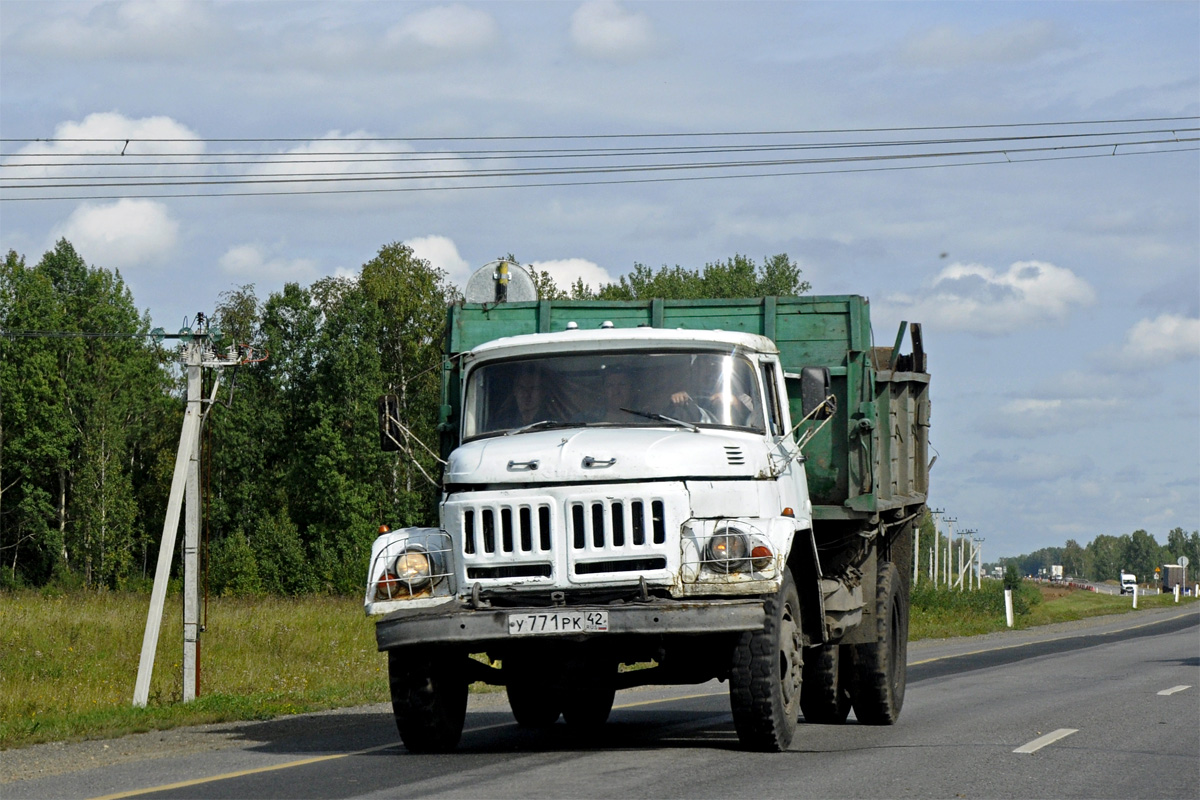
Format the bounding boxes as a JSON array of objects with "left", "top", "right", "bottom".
[{"left": 762, "top": 359, "right": 807, "bottom": 512}]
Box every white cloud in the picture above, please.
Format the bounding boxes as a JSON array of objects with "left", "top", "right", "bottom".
[
  {"left": 52, "top": 199, "right": 179, "bottom": 269},
  {"left": 20, "top": 0, "right": 219, "bottom": 59},
  {"left": 529, "top": 258, "right": 617, "bottom": 293},
  {"left": 899, "top": 20, "right": 1066, "bottom": 68},
  {"left": 985, "top": 369, "right": 1133, "bottom": 438},
  {"left": 882, "top": 260, "right": 1095, "bottom": 336},
  {"left": 967, "top": 449, "right": 1093, "bottom": 485},
  {"left": 405, "top": 235, "right": 472, "bottom": 286},
  {"left": 255, "top": 130, "right": 469, "bottom": 193},
  {"left": 1116, "top": 314, "right": 1200, "bottom": 367},
  {"left": 5, "top": 112, "right": 203, "bottom": 180},
  {"left": 386, "top": 5, "right": 499, "bottom": 55},
  {"left": 218, "top": 244, "right": 319, "bottom": 284},
  {"left": 991, "top": 396, "right": 1126, "bottom": 438},
  {"left": 570, "top": 1, "right": 655, "bottom": 61}
]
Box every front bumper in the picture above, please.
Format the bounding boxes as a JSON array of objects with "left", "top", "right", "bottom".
[{"left": 375, "top": 598, "right": 766, "bottom": 651}]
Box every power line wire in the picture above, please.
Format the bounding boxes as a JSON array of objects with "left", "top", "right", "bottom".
[
  {"left": 5, "top": 127, "right": 1194, "bottom": 173},
  {"left": 3, "top": 136, "right": 1194, "bottom": 192},
  {"left": 6, "top": 144, "right": 1193, "bottom": 202},
  {"left": 2, "top": 115, "right": 1194, "bottom": 144}
]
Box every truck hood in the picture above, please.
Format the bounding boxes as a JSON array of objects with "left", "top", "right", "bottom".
[{"left": 445, "top": 427, "right": 771, "bottom": 485}]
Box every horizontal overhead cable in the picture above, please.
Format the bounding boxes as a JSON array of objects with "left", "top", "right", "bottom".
[{"left": 1, "top": 117, "right": 1196, "bottom": 201}]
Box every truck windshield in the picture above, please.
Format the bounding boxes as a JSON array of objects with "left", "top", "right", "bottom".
[{"left": 463, "top": 351, "right": 764, "bottom": 439}]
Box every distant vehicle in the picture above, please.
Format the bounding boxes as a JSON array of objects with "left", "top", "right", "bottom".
[
  {"left": 1120, "top": 572, "right": 1137, "bottom": 595},
  {"left": 1050, "top": 565, "right": 1064, "bottom": 582},
  {"left": 1161, "top": 564, "right": 1187, "bottom": 593}
]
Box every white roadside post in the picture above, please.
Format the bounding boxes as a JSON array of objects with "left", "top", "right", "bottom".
[
  {"left": 1132, "top": 585, "right": 1138, "bottom": 609},
  {"left": 1004, "top": 588, "right": 1014, "bottom": 628},
  {"left": 1174, "top": 584, "right": 1181, "bottom": 603}
]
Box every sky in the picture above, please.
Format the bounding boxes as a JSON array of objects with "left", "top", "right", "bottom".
[{"left": 1, "top": 1, "right": 1197, "bottom": 559}]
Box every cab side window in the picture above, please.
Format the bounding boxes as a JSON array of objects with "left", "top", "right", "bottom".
[{"left": 760, "top": 362, "right": 783, "bottom": 436}]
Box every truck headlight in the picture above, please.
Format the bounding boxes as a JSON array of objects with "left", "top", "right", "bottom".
[
  {"left": 378, "top": 547, "right": 434, "bottom": 598},
  {"left": 395, "top": 550, "right": 433, "bottom": 589},
  {"left": 705, "top": 525, "right": 750, "bottom": 573}
]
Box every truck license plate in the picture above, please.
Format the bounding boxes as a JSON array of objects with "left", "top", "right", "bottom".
[{"left": 507, "top": 611, "right": 609, "bottom": 636}]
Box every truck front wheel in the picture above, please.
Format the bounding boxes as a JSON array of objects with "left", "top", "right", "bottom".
[
  {"left": 800, "top": 643, "right": 852, "bottom": 724},
  {"left": 848, "top": 561, "right": 908, "bottom": 724},
  {"left": 730, "top": 568, "right": 803, "bottom": 751},
  {"left": 388, "top": 649, "right": 468, "bottom": 753},
  {"left": 561, "top": 659, "right": 617, "bottom": 730},
  {"left": 505, "top": 654, "right": 562, "bottom": 727}
]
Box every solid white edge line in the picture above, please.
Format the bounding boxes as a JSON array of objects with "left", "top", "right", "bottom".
[
  {"left": 1013, "top": 728, "right": 1078, "bottom": 754},
  {"left": 1157, "top": 685, "right": 1191, "bottom": 696}
]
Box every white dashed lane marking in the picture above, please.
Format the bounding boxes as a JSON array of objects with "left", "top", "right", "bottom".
[{"left": 1013, "top": 728, "right": 1078, "bottom": 754}]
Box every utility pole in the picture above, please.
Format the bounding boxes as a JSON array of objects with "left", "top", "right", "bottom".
[
  {"left": 957, "top": 528, "right": 978, "bottom": 590},
  {"left": 973, "top": 536, "right": 985, "bottom": 588},
  {"left": 930, "top": 509, "right": 943, "bottom": 587},
  {"left": 133, "top": 319, "right": 252, "bottom": 707},
  {"left": 943, "top": 516, "right": 957, "bottom": 588},
  {"left": 918, "top": 507, "right": 944, "bottom": 587}
]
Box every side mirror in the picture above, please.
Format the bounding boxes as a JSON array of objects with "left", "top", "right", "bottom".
[
  {"left": 379, "top": 394, "right": 402, "bottom": 452},
  {"left": 800, "top": 367, "right": 834, "bottom": 420}
]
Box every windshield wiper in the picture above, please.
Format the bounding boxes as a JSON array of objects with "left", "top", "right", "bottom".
[
  {"left": 619, "top": 408, "right": 699, "bottom": 433},
  {"left": 505, "top": 419, "right": 561, "bottom": 435}
]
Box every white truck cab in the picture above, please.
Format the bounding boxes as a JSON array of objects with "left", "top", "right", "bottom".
[{"left": 367, "top": 328, "right": 809, "bottom": 615}]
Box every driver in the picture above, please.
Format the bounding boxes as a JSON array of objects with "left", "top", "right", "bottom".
[{"left": 668, "top": 355, "right": 755, "bottom": 426}]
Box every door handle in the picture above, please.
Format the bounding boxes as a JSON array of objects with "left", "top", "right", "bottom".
[{"left": 582, "top": 456, "right": 616, "bottom": 468}]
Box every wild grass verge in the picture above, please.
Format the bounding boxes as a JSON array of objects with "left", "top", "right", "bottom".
[
  {"left": 0, "top": 591, "right": 387, "bottom": 750},
  {"left": 910, "top": 579, "right": 1194, "bottom": 640}
]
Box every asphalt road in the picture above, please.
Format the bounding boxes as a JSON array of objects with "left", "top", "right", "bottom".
[{"left": 5, "top": 606, "right": 1197, "bottom": 800}]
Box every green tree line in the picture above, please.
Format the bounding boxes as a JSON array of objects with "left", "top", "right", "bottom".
[
  {"left": 1, "top": 241, "right": 807, "bottom": 594},
  {"left": 997, "top": 527, "right": 1200, "bottom": 585}
]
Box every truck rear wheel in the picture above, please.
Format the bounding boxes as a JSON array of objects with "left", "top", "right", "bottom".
[
  {"left": 388, "top": 649, "right": 468, "bottom": 753},
  {"left": 848, "top": 562, "right": 907, "bottom": 725},
  {"left": 730, "top": 568, "right": 803, "bottom": 751},
  {"left": 800, "top": 643, "right": 852, "bottom": 724}
]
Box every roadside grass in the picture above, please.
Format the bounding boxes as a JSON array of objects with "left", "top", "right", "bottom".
[
  {"left": 0, "top": 591, "right": 388, "bottom": 750},
  {"left": 3, "top": 584, "right": 1195, "bottom": 750},
  {"left": 910, "top": 580, "right": 1195, "bottom": 640}
]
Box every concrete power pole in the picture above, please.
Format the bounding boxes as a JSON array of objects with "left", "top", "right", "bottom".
[
  {"left": 133, "top": 321, "right": 250, "bottom": 707},
  {"left": 942, "top": 516, "right": 957, "bottom": 588}
]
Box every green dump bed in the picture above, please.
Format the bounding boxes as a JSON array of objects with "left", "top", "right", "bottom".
[{"left": 442, "top": 296, "right": 930, "bottom": 521}]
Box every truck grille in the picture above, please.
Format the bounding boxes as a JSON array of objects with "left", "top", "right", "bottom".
[
  {"left": 462, "top": 505, "right": 553, "bottom": 555},
  {"left": 568, "top": 499, "right": 666, "bottom": 549},
  {"left": 446, "top": 487, "right": 683, "bottom": 587}
]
